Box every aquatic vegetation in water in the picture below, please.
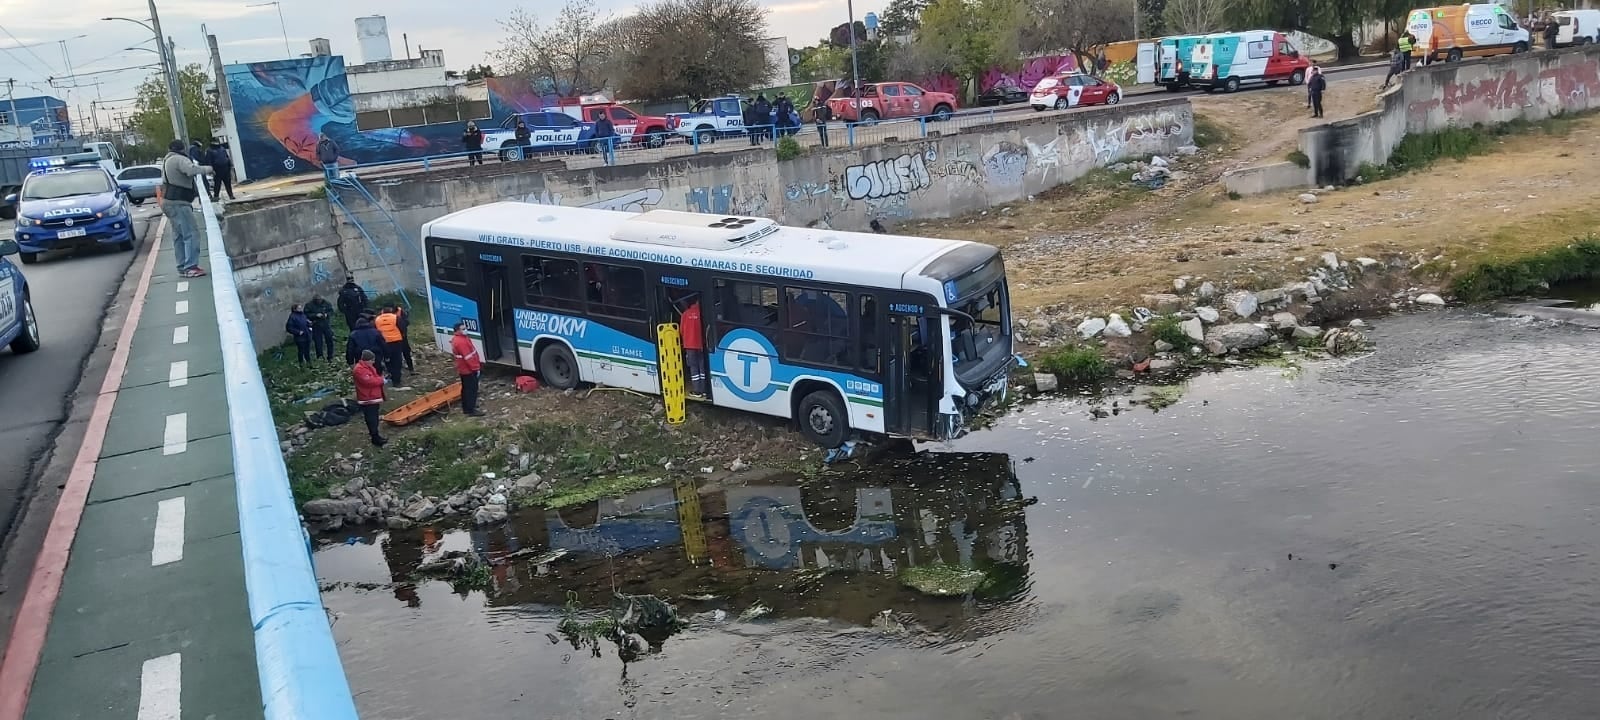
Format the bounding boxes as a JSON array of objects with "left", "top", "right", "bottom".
[
  {"left": 901, "top": 564, "right": 990, "bottom": 596},
  {"left": 1143, "top": 385, "right": 1185, "bottom": 410},
  {"left": 537, "top": 474, "right": 661, "bottom": 509},
  {"left": 556, "top": 591, "right": 685, "bottom": 661}
]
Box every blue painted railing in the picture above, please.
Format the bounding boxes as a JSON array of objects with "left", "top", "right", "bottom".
[{"left": 197, "top": 193, "right": 360, "bottom": 720}]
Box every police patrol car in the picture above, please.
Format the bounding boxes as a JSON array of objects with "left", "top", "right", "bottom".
[
  {"left": 0, "top": 237, "right": 41, "bottom": 355},
  {"left": 482, "top": 111, "right": 599, "bottom": 161},
  {"left": 5, "top": 153, "right": 137, "bottom": 264}
]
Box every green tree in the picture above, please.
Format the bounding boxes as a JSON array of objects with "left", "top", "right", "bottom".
[
  {"left": 465, "top": 64, "right": 496, "bottom": 81},
  {"left": 610, "top": 0, "right": 776, "bottom": 102},
  {"left": 128, "top": 63, "right": 220, "bottom": 146},
  {"left": 915, "top": 0, "right": 1024, "bottom": 97},
  {"left": 879, "top": 0, "right": 932, "bottom": 35},
  {"left": 1228, "top": 0, "right": 1365, "bottom": 58},
  {"left": 794, "top": 44, "right": 850, "bottom": 82},
  {"left": 1142, "top": 0, "right": 1170, "bottom": 37},
  {"left": 493, "top": 0, "right": 618, "bottom": 94}
]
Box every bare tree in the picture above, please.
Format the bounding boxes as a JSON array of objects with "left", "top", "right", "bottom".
[
  {"left": 1024, "top": 0, "right": 1136, "bottom": 66},
  {"left": 613, "top": 0, "right": 777, "bottom": 102},
  {"left": 1164, "top": 0, "right": 1232, "bottom": 33},
  {"left": 492, "top": 0, "right": 617, "bottom": 95}
]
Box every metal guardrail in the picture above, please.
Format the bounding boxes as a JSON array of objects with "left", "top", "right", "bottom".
[{"left": 197, "top": 192, "right": 360, "bottom": 720}]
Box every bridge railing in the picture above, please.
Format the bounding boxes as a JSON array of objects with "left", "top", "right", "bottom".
[{"left": 198, "top": 192, "right": 360, "bottom": 720}]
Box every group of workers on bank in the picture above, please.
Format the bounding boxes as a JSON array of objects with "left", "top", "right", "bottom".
[{"left": 284, "top": 275, "right": 485, "bottom": 447}]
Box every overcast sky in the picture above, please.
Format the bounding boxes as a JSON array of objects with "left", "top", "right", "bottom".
[{"left": 0, "top": 0, "right": 877, "bottom": 129}]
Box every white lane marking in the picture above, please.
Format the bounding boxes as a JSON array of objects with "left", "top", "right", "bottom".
[
  {"left": 137, "top": 653, "right": 181, "bottom": 720},
  {"left": 174, "top": 300, "right": 189, "bottom": 315},
  {"left": 176, "top": 281, "right": 189, "bottom": 293},
  {"left": 162, "top": 413, "right": 187, "bottom": 455},
  {"left": 168, "top": 361, "right": 188, "bottom": 388},
  {"left": 151, "top": 497, "right": 186, "bottom": 566},
  {"left": 172, "top": 325, "right": 188, "bottom": 345}
]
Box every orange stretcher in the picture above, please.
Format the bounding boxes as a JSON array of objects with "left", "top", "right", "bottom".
[{"left": 381, "top": 381, "right": 462, "bottom": 426}]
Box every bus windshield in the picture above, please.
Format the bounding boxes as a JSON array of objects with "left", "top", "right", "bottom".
[{"left": 950, "top": 281, "right": 1009, "bottom": 384}]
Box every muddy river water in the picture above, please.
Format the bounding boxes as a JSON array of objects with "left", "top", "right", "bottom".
[{"left": 314, "top": 310, "right": 1600, "bottom": 720}]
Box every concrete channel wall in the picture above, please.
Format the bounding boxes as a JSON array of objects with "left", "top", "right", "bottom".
[
  {"left": 222, "top": 99, "right": 1197, "bottom": 349},
  {"left": 1224, "top": 45, "right": 1600, "bottom": 194}
]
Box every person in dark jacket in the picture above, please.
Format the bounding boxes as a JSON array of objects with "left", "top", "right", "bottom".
[
  {"left": 352, "top": 350, "right": 388, "bottom": 447},
  {"left": 316, "top": 132, "right": 340, "bottom": 182},
  {"left": 1545, "top": 16, "right": 1561, "bottom": 50},
  {"left": 593, "top": 113, "right": 616, "bottom": 165},
  {"left": 285, "top": 304, "right": 312, "bottom": 364},
  {"left": 188, "top": 140, "right": 206, "bottom": 163},
  {"left": 207, "top": 142, "right": 235, "bottom": 200},
  {"left": 773, "top": 94, "right": 792, "bottom": 137},
  {"left": 396, "top": 305, "right": 415, "bottom": 372},
  {"left": 463, "top": 121, "right": 485, "bottom": 166},
  {"left": 752, "top": 94, "right": 772, "bottom": 143},
  {"left": 305, "top": 295, "right": 336, "bottom": 361},
  {"left": 337, "top": 275, "right": 368, "bottom": 331},
  {"left": 813, "top": 98, "right": 832, "bottom": 147},
  {"left": 513, "top": 118, "right": 531, "bottom": 159},
  {"left": 345, "top": 316, "right": 387, "bottom": 366},
  {"left": 743, "top": 99, "right": 761, "bottom": 146},
  {"left": 1307, "top": 66, "right": 1327, "bottom": 118}
]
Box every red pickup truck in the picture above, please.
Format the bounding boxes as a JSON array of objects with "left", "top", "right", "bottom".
[
  {"left": 549, "top": 99, "right": 672, "bottom": 149},
  {"left": 827, "top": 82, "right": 958, "bottom": 124}
]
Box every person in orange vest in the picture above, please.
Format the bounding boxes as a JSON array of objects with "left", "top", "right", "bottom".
[
  {"left": 678, "top": 292, "right": 707, "bottom": 397},
  {"left": 373, "top": 306, "right": 406, "bottom": 387},
  {"left": 352, "top": 349, "right": 388, "bottom": 447},
  {"left": 451, "top": 320, "right": 485, "bottom": 416}
]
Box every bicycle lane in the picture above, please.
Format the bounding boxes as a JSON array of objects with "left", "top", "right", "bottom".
[{"left": 0, "top": 216, "right": 263, "bottom": 719}]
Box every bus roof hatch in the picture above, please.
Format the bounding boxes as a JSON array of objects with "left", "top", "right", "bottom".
[{"left": 610, "top": 209, "right": 780, "bottom": 251}]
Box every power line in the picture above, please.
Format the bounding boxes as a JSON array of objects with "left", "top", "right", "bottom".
[
  {"left": 0, "top": 21, "right": 59, "bottom": 76},
  {"left": 51, "top": 63, "right": 162, "bottom": 82}
]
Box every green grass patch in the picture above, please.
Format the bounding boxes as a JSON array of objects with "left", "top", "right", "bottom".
[
  {"left": 1192, "top": 112, "right": 1230, "bottom": 149},
  {"left": 1147, "top": 315, "right": 1192, "bottom": 349},
  {"left": 1449, "top": 237, "right": 1600, "bottom": 302},
  {"left": 1359, "top": 113, "right": 1584, "bottom": 183},
  {"left": 775, "top": 136, "right": 805, "bottom": 161},
  {"left": 1286, "top": 149, "right": 1310, "bottom": 168},
  {"left": 1035, "top": 345, "right": 1110, "bottom": 385},
  {"left": 537, "top": 474, "right": 661, "bottom": 510},
  {"left": 901, "top": 563, "right": 990, "bottom": 596}
]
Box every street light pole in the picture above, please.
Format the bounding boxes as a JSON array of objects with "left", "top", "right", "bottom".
[
  {"left": 104, "top": 11, "right": 187, "bottom": 145},
  {"left": 846, "top": 0, "right": 862, "bottom": 87}
]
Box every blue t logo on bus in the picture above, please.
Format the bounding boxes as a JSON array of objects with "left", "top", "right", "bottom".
[{"left": 714, "top": 328, "right": 778, "bottom": 402}]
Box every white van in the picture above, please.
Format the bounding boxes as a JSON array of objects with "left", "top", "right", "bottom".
[{"left": 1554, "top": 10, "right": 1600, "bottom": 46}]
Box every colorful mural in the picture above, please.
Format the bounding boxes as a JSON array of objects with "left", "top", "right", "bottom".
[
  {"left": 225, "top": 55, "right": 469, "bottom": 181},
  {"left": 485, "top": 76, "right": 561, "bottom": 118},
  {"left": 921, "top": 54, "right": 1083, "bottom": 97}
]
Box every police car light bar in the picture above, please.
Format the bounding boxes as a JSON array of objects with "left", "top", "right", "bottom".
[{"left": 28, "top": 152, "right": 102, "bottom": 171}]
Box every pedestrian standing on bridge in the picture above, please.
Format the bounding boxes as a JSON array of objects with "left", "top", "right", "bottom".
[
  {"left": 207, "top": 141, "right": 235, "bottom": 201},
  {"left": 374, "top": 306, "right": 406, "bottom": 387},
  {"left": 337, "top": 275, "right": 368, "bottom": 331},
  {"left": 1307, "top": 66, "right": 1327, "bottom": 119},
  {"left": 286, "top": 304, "right": 313, "bottom": 364},
  {"left": 353, "top": 350, "right": 388, "bottom": 447},
  {"left": 813, "top": 94, "right": 832, "bottom": 147},
  {"left": 1545, "top": 15, "right": 1561, "bottom": 50},
  {"left": 1397, "top": 32, "right": 1415, "bottom": 72},
  {"left": 159, "top": 139, "right": 211, "bottom": 278},
  {"left": 451, "top": 321, "right": 485, "bottom": 417},
  {"left": 463, "top": 121, "right": 485, "bottom": 166},
  {"left": 306, "top": 295, "right": 336, "bottom": 361},
  {"left": 317, "top": 132, "right": 341, "bottom": 183},
  {"left": 593, "top": 113, "right": 617, "bottom": 166}
]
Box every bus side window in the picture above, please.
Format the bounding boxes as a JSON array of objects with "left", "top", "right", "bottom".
[
  {"left": 582, "top": 262, "right": 647, "bottom": 320},
  {"left": 859, "top": 295, "right": 879, "bottom": 372},
  {"left": 431, "top": 243, "right": 467, "bottom": 285},
  {"left": 521, "top": 254, "right": 584, "bottom": 312},
  {"left": 782, "top": 286, "right": 850, "bottom": 367}
]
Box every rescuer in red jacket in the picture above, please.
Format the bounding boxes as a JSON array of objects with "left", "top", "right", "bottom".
[
  {"left": 451, "top": 320, "right": 485, "bottom": 416},
  {"left": 353, "top": 349, "right": 388, "bottom": 447},
  {"left": 679, "top": 293, "right": 707, "bottom": 397}
]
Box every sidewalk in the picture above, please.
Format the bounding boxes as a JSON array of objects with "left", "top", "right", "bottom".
[{"left": 2, "top": 216, "right": 263, "bottom": 719}]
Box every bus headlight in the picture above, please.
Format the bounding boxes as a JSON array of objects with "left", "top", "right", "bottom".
[{"left": 966, "top": 392, "right": 982, "bottom": 409}]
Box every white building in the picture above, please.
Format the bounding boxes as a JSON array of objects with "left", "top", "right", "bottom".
[{"left": 762, "top": 37, "right": 793, "bottom": 88}]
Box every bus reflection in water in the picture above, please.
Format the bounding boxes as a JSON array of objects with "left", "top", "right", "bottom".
[
  {"left": 377, "top": 450, "right": 1033, "bottom": 631},
  {"left": 419, "top": 204, "right": 1018, "bottom": 448}
]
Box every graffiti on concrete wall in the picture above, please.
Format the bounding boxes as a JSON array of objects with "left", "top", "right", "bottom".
[
  {"left": 846, "top": 150, "right": 934, "bottom": 200},
  {"left": 1026, "top": 137, "right": 1064, "bottom": 182},
  {"left": 685, "top": 184, "right": 771, "bottom": 217},
  {"left": 1080, "top": 109, "right": 1192, "bottom": 164},
  {"left": 1406, "top": 60, "right": 1600, "bottom": 127},
  {"left": 311, "top": 259, "right": 333, "bottom": 285},
  {"left": 524, "top": 188, "right": 665, "bottom": 212},
  {"left": 982, "top": 142, "right": 1030, "bottom": 187}
]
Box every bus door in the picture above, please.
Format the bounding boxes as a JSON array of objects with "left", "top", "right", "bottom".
[
  {"left": 884, "top": 303, "right": 937, "bottom": 436},
  {"left": 473, "top": 254, "right": 516, "bottom": 363},
  {"left": 654, "top": 273, "right": 711, "bottom": 400}
]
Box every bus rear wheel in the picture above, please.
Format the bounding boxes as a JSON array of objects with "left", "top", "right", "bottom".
[
  {"left": 797, "top": 389, "right": 849, "bottom": 449},
  {"left": 537, "top": 343, "right": 580, "bottom": 390}
]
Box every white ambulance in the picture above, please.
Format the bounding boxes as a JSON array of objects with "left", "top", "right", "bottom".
[{"left": 1187, "top": 30, "right": 1312, "bottom": 93}]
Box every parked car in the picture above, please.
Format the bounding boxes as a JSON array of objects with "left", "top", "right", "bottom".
[
  {"left": 667, "top": 96, "right": 750, "bottom": 145},
  {"left": 977, "top": 84, "right": 1028, "bottom": 107},
  {"left": 550, "top": 98, "right": 672, "bottom": 149},
  {"left": 114, "top": 165, "right": 162, "bottom": 204},
  {"left": 481, "top": 111, "right": 598, "bottom": 161},
  {"left": 1029, "top": 73, "right": 1123, "bottom": 111},
  {"left": 0, "top": 238, "right": 41, "bottom": 355},
  {"left": 827, "top": 82, "right": 958, "bottom": 123}
]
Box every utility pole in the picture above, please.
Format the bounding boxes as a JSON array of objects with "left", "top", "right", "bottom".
[
  {"left": 846, "top": 0, "right": 862, "bottom": 87},
  {"left": 5, "top": 79, "right": 17, "bottom": 132},
  {"left": 148, "top": 0, "right": 189, "bottom": 145},
  {"left": 206, "top": 29, "right": 248, "bottom": 180}
]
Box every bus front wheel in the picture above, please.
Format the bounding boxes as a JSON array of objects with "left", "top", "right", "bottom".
[
  {"left": 797, "top": 389, "right": 849, "bottom": 449},
  {"left": 537, "top": 343, "right": 580, "bottom": 390}
]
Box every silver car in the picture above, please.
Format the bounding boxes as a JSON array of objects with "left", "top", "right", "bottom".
[{"left": 114, "top": 165, "right": 163, "bottom": 204}]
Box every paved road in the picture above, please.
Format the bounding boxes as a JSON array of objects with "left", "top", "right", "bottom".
[{"left": 0, "top": 208, "right": 159, "bottom": 544}]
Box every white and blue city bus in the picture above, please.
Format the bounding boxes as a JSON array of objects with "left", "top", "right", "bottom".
[{"left": 420, "top": 202, "right": 1014, "bottom": 447}]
